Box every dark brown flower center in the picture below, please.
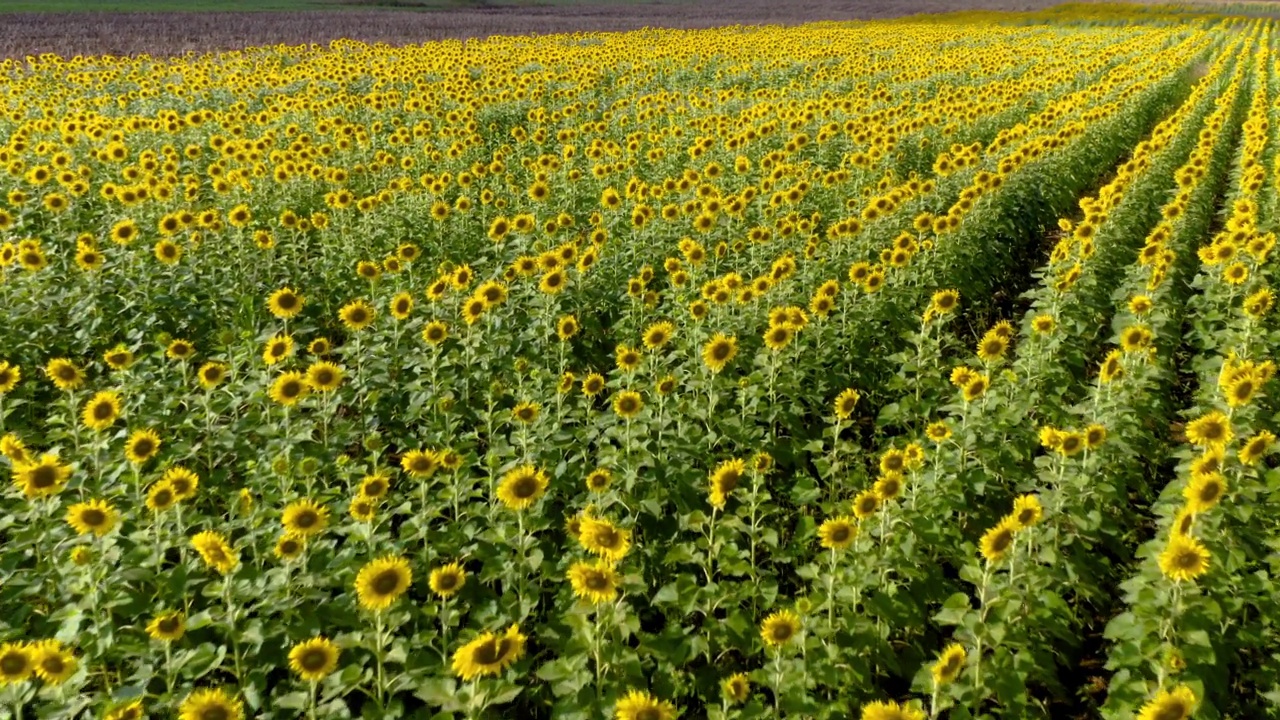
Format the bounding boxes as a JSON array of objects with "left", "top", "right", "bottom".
[
  {"left": 81, "top": 508, "right": 106, "bottom": 527},
  {"left": 473, "top": 637, "right": 511, "bottom": 665},
  {"left": 372, "top": 569, "right": 402, "bottom": 595},
  {"left": 92, "top": 402, "right": 114, "bottom": 420},
  {"left": 991, "top": 530, "right": 1013, "bottom": 554},
  {"left": 830, "top": 526, "right": 851, "bottom": 543},
  {"left": 585, "top": 571, "right": 609, "bottom": 591},
  {"left": 158, "top": 616, "right": 181, "bottom": 633},
  {"left": 712, "top": 343, "right": 731, "bottom": 361},
  {"left": 31, "top": 465, "right": 57, "bottom": 488},
  {"left": 1, "top": 652, "right": 28, "bottom": 675},
  {"left": 300, "top": 648, "right": 329, "bottom": 671},
  {"left": 512, "top": 476, "right": 539, "bottom": 499},
  {"left": 294, "top": 510, "right": 318, "bottom": 528}
]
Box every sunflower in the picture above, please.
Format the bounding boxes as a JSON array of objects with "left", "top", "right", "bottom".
[
  {"left": 451, "top": 624, "right": 527, "bottom": 681},
  {"left": 267, "top": 287, "right": 304, "bottom": 319},
  {"left": 578, "top": 516, "right": 632, "bottom": 562},
  {"left": 359, "top": 473, "right": 391, "bottom": 499},
  {"left": 1224, "top": 373, "right": 1259, "bottom": 407},
  {"left": 613, "top": 390, "right": 644, "bottom": 419},
  {"left": 585, "top": 468, "right": 612, "bottom": 493},
  {"left": 927, "top": 289, "right": 959, "bottom": 318},
  {"left": 708, "top": 458, "right": 745, "bottom": 509},
  {"left": 308, "top": 337, "right": 332, "bottom": 356},
  {"left": 976, "top": 333, "right": 1008, "bottom": 363},
  {"left": 1136, "top": 684, "right": 1196, "bottom": 720},
  {"left": 512, "top": 401, "right": 540, "bottom": 424},
  {"left": 642, "top": 321, "right": 674, "bottom": 350},
  {"left": 873, "top": 473, "right": 903, "bottom": 501},
  {"left": 852, "top": 490, "right": 881, "bottom": 519},
  {"left": 104, "top": 701, "right": 144, "bottom": 720},
  {"left": 1239, "top": 429, "right": 1274, "bottom": 465},
  {"left": 270, "top": 371, "right": 309, "bottom": 406},
  {"left": 262, "top": 334, "right": 294, "bottom": 365},
  {"left": 1119, "top": 325, "right": 1152, "bottom": 353},
  {"left": 925, "top": 420, "right": 952, "bottom": 442},
  {"left": 338, "top": 300, "right": 376, "bottom": 331},
  {"left": 197, "top": 362, "right": 228, "bottom": 389},
  {"left": 556, "top": 315, "right": 580, "bottom": 341},
  {"left": 191, "top": 530, "right": 239, "bottom": 575},
  {"left": 389, "top": 292, "right": 414, "bottom": 320},
  {"left": 1159, "top": 535, "right": 1210, "bottom": 582},
  {"left": 818, "top": 516, "right": 858, "bottom": 550},
  {"left": 582, "top": 373, "right": 606, "bottom": 396},
  {"left": 567, "top": 560, "right": 620, "bottom": 604},
  {"left": 45, "top": 358, "right": 85, "bottom": 391},
  {"left": 103, "top": 345, "right": 135, "bottom": 371},
  {"left": 305, "top": 362, "right": 344, "bottom": 392},
  {"left": 722, "top": 673, "right": 750, "bottom": 704},
  {"left": 14, "top": 454, "right": 71, "bottom": 499},
  {"left": 0, "top": 362, "right": 19, "bottom": 394},
  {"left": 166, "top": 339, "right": 195, "bottom": 361},
  {"left": 0, "top": 434, "right": 28, "bottom": 464},
  {"left": 702, "top": 333, "right": 738, "bottom": 374},
  {"left": 179, "top": 688, "right": 243, "bottom": 720},
  {"left": 401, "top": 449, "right": 440, "bottom": 478},
  {"left": 760, "top": 610, "right": 801, "bottom": 647},
  {"left": 833, "top": 388, "right": 860, "bottom": 420},
  {"left": 979, "top": 518, "right": 1017, "bottom": 564},
  {"left": 961, "top": 374, "right": 990, "bottom": 402},
  {"left": 931, "top": 643, "right": 966, "bottom": 685},
  {"left": 1183, "top": 472, "right": 1226, "bottom": 514},
  {"left": 1010, "top": 495, "right": 1043, "bottom": 530},
  {"left": 146, "top": 611, "right": 186, "bottom": 642},
  {"left": 288, "top": 637, "right": 340, "bottom": 681},
  {"left": 274, "top": 533, "right": 306, "bottom": 561},
  {"left": 1084, "top": 423, "right": 1107, "bottom": 449},
  {"left": 0, "top": 642, "right": 32, "bottom": 685},
  {"left": 78, "top": 390, "right": 122, "bottom": 432},
  {"left": 66, "top": 498, "right": 118, "bottom": 536},
  {"left": 615, "top": 345, "right": 642, "bottom": 372},
  {"left": 461, "top": 296, "right": 487, "bottom": 325},
  {"left": 163, "top": 465, "right": 200, "bottom": 501},
  {"left": 763, "top": 324, "right": 794, "bottom": 352},
  {"left": 429, "top": 562, "right": 467, "bottom": 598},
  {"left": 496, "top": 465, "right": 549, "bottom": 510},
  {"left": 355, "top": 555, "right": 412, "bottom": 611},
  {"left": 860, "top": 699, "right": 926, "bottom": 720},
  {"left": 145, "top": 481, "right": 178, "bottom": 512},
  {"left": 1099, "top": 349, "right": 1124, "bottom": 383},
  {"left": 539, "top": 269, "right": 567, "bottom": 294},
  {"left": 1057, "top": 431, "right": 1085, "bottom": 457},
  {"left": 422, "top": 321, "right": 449, "bottom": 346},
  {"left": 26, "top": 640, "right": 74, "bottom": 686},
  {"left": 282, "top": 499, "right": 329, "bottom": 537},
  {"left": 1185, "top": 411, "right": 1233, "bottom": 448},
  {"left": 614, "top": 689, "right": 677, "bottom": 720},
  {"left": 1243, "top": 287, "right": 1274, "bottom": 318}
]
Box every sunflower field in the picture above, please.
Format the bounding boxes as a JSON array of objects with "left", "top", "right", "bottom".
[{"left": 0, "top": 3, "right": 1278, "bottom": 719}]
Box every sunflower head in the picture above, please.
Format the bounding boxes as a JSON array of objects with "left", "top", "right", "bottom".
[{"left": 288, "top": 637, "right": 340, "bottom": 681}]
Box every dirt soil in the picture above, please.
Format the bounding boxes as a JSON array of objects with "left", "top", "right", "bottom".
[{"left": 0, "top": 0, "right": 1071, "bottom": 59}]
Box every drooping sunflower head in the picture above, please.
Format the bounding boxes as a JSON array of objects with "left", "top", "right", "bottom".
[{"left": 708, "top": 458, "right": 746, "bottom": 509}]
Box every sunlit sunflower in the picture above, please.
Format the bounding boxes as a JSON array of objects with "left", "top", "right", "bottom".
[
  {"left": 338, "top": 300, "right": 376, "bottom": 331},
  {"left": 450, "top": 624, "right": 527, "bottom": 681},
  {"left": 389, "top": 292, "right": 414, "bottom": 320},
  {"left": 1183, "top": 472, "right": 1226, "bottom": 514},
  {"left": 270, "top": 371, "right": 309, "bottom": 406},
  {"left": 179, "top": 688, "right": 243, "bottom": 720},
  {"left": 66, "top": 498, "right": 118, "bottom": 537},
  {"left": 1239, "top": 429, "right": 1275, "bottom": 465},
  {"left": 191, "top": 530, "right": 239, "bottom": 574},
  {"left": 760, "top": 610, "right": 801, "bottom": 647},
  {"left": 146, "top": 611, "right": 186, "bottom": 642},
  {"left": 702, "top": 333, "right": 738, "bottom": 374},
  {"left": 1010, "top": 495, "right": 1043, "bottom": 530},
  {"left": 578, "top": 516, "right": 631, "bottom": 562},
  {"left": 422, "top": 320, "right": 449, "bottom": 346},
  {"left": 0, "top": 642, "right": 32, "bottom": 685},
  {"left": 14, "top": 454, "right": 71, "bottom": 499},
  {"left": 429, "top": 562, "right": 467, "bottom": 599},
  {"left": 274, "top": 533, "right": 306, "bottom": 561},
  {"left": 1159, "top": 535, "right": 1210, "bottom": 582},
  {"left": 496, "top": 465, "right": 549, "bottom": 510},
  {"left": 1136, "top": 684, "right": 1196, "bottom": 720},
  {"left": 0, "top": 362, "right": 19, "bottom": 394},
  {"left": 931, "top": 643, "right": 966, "bottom": 685},
  {"left": 1185, "top": 411, "right": 1233, "bottom": 448},
  {"left": 145, "top": 481, "right": 178, "bottom": 512},
  {"left": 196, "top": 362, "right": 228, "bottom": 389},
  {"left": 45, "top": 358, "right": 85, "bottom": 391},
  {"left": 305, "top": 362, "right": 344, "bottom": 392},
  {"left": 355, "top": 555, "right": 412, "bottom": 611},
  {"left": 818, "top": 516, "right": 858, "bottom": 550},
  {"left": 288, "top": 637, "right": 340, "bottom": 682},
  {"left": 282, "top": 499, "right": 329, "bottom": 537},
  {"left": 979, "top": 518, "right": 1017, "bottom": 564},
  {"left": 614, "top": 689, "right": 677, "bottom": 720},
  {"left": 512, "top": 401, "right": 540, "bottom": 424},
  {"left": 722, "top": 673, "right": 750, "bottom": 704},
  {"left": 556, "top": 315, "right": 580, "bottom": 341},
  {"left": 613, "top": 390, "right": 644, "bottom": 419},
  {"left": 267, "top": 287, "right": 304, "bottom": 319},
  {"left": 0, "top": 434, "right": 29, "bottom": 464},
  {"left": 708, "top": 458, "right": 745, "bottom": 509},
  {"left": 860, "top": 699, "right": 926, "bottom": 720},
  {"left": 81, "top": 390, "right": 122, "bottom": 431},
  {"left": 359, "top": 473, "right": 391, "bottom": 500},
  {"left": 833, "top": 388, "right": 860, "bottom": 420},
  {"left": 103, "top": 701, "right": 144, "bottom": 720},
  {"left": 166, "top": 339, "right": 195, "bottom": 361},
  {"left": 567, "top": 560, "right": 620, "bottom": 604},
  {"left": 642, "top": 321, "right": 675, "bottom": 350},
  {"left": 852, "top": 490, "right": 881, "bottom": 519},
  {"left": 163, "top": 465, "right": 200, "bottom": 501},
  {"left": 401, "top": 449, "right": 440, "bottom": 478},
  {"left": 262, "top": 334, "right": 294, "bottom": 365},
  {"left": 582, "top": 373, "right": 606, "bottom": 396},
  {"left": 585, "top": 468, "right": 612, "bottom": 493}
]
